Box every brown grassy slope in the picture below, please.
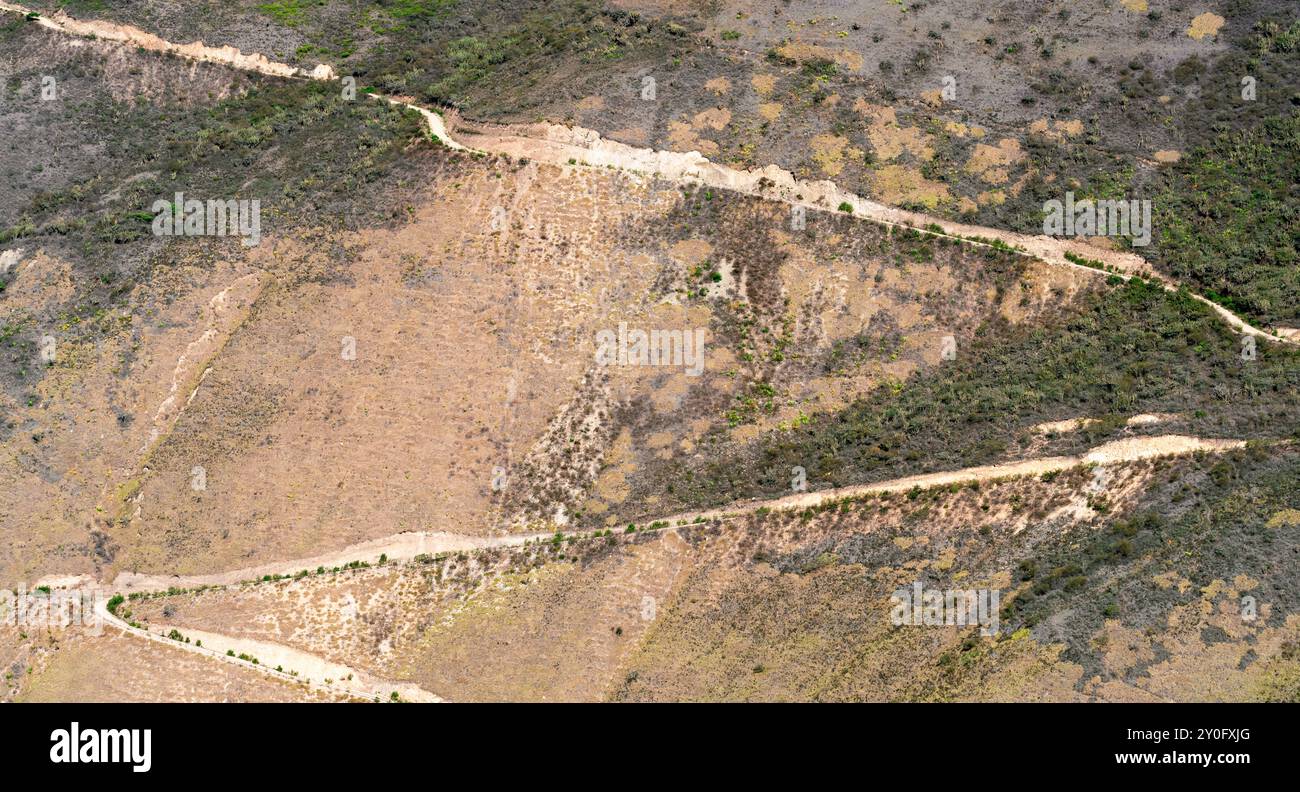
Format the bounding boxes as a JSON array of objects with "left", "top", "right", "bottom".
[{"left": 107, "top": 145, "right": 1086, "bottom": 576}]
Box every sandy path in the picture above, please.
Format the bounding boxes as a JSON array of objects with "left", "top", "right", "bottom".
[
  {"left": 92, "top": 598, "right": 442, "bottom": 702},
  {"left": 42, "top": 430, "right": 1250, "bottom": 705},
  {"left": 2, "top": 2, "right": 1293, "bottom": 347},
  {"left": 99, "top": 434, "right": 1246, "bottom": 597},
  {"left": 644, "top": 434, "right": 1245, "bottom": 525},
  {"left": 76, "top": 432, "right": 1245, "bottom": 706},
  {"left": 452, "top": 120, "right": 1295, "bottom": 343},
  {"left": 110, "top": 530, "right": 542, "bottom": 594},
  {"left": 0, "top": 2, "right": 334, "bottom": 79}
]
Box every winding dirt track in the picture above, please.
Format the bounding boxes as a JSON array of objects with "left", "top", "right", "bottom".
[
  {"left": 453, "top": 118, "right": 1298, "bottom": 345},
  {"left": 101, "top": 433, "right": 1245, "bottom": 596},
  {"left": 92, "top": 597, "right": 443, "bottom": 702},
  {"left": 0, "top": 3, "right": 1282, "bottom": 702},
  {"left": 4, "top": 1, "right": 1295, "bottom": 346},
  {"left": 79, "top": 433, "right": 1247, "bottom": 703},
  {"left": 78, "top": 432, "right": 1247, "bottom": 703}
]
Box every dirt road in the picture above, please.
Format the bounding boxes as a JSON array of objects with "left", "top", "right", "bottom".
[
  {"left": 93, "top": 597, "right": 443, "bottom": 702},
  {"left": 3, "top": 2, "right": 1294, "bottom": 347},
  {"left": 97, "top": 434, "right": 1246, "bottom": 596},
  {"left": 59, "top": 432, "right": 1245, "bottom": 704}
]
